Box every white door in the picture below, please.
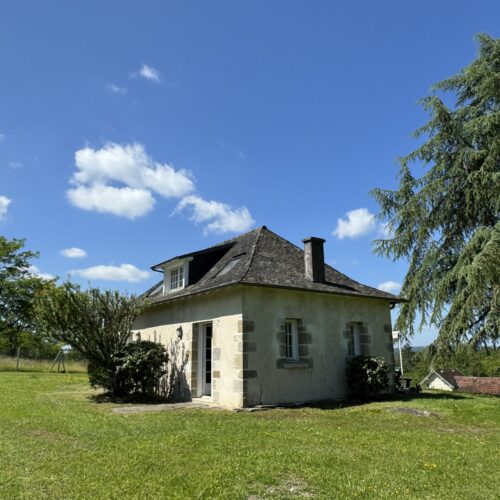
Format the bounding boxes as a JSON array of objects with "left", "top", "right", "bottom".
[{"left": 202, "top": 324, "right": 213, "bottom": 396}]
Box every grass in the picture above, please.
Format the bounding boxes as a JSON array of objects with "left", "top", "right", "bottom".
[
  {"left": 0, "top": 373, "right": 498, "bottom": 499},
  {"left": 0, "top": 356, "right": 87, "bottom": 373}
]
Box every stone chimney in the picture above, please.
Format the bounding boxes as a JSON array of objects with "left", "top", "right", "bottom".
[{"left": 302, "top": 237, "right": 326, "bottom": 283}]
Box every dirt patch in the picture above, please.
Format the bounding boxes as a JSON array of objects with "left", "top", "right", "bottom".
[
  {"left": 112, "top": 401, "right": 226, "bottom": 414},
  {"left": 249, "top": 477, "right": 314, "bottom": 499},
  {"left": 388, "top": 407, "right": 439, "bottom": 417}
]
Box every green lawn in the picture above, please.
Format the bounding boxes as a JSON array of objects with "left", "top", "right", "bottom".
[{"left": 0, "top": 373, "right": 498, "bottom": 499}]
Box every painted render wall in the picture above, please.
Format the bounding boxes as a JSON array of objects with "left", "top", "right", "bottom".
[
  {"left": 426, "top": 375, "right": 454, "bottom": 391},
  {"left": 240, "top": 286, "right": 395, "bottom": 406},
  {"left": 132, "top": 287, "right": 244, "bottom": 408},
  {"left": 133, "top": 285, "right": 395, "bottom": 409}
]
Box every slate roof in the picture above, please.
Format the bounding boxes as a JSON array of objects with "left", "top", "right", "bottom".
[
  {"left": 435, "top": 369, "right": 464, "bottom": 388},
  {"left": 145, "top": 226, "right": 404, "bottom": 304}
]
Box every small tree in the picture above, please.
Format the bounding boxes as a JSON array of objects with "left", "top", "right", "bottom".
[
  {"left": 346, "top": 356, "right": 389, "bottom": 398},
  {"left": 0, "top": 236, "right": 54, "bottom": 356},
  {"left": 35, "top": 282, "right": 147, "bottom": 395}
]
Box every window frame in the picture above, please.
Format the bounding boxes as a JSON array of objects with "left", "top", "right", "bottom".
[
  {"left": 163, "top": 258, "right": 191, "bottom": 293},
  {"left": 284, "top": 319, "right": 300, "bottom": 361},
  {"left": 216, "top": 253, "right": 246, "bottom": 277},
  {"left": 169, "top": 265, "right": 184, "bottom": 290},
  {"left": 350, "top": 323, "right": 361, "bottom": 356}
]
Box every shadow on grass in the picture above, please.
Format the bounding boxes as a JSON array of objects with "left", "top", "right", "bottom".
[
  {"left": 270, "top": 391, "right": 469, "bottom": 412},
  {"left": 89, "top": 392, "right": 172, "bottom": 405},
  {"left": 89, "top": 390, "right": 469, "bottom": 410}
]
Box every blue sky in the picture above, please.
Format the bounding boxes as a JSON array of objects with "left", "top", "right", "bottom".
[{"left": 1, "top": 1, "right": 498, "bottom": 345}]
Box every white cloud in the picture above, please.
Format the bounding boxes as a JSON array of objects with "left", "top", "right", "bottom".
[
  {"left": 66, "top": 142, "right": 255, "bottom": 233},
  {"left": 332, "top": 207, "right": 391, "bottom": 240},
  {"left": 72, "top": 143, "right": 194, "bottom": 198},
  {"left": 9, "top": 161, "right": 22, "bottom": 169},
  {"left": 28, "top": 265, "right": 54, "bottom": 281},
  {"left": 0, "top": 195, "right": 11, "bottom": 220},
  {"left": 377, "top": 281, "right": 402, "bottom": 293},
  {"left": 60, "top": 247, "right": 87, "bottom": 259},
  {"left": 67, "top": 143, "right": 194, "bottom": 218},
  {"left": 139, "top": 64, "right": 160, "bottom": 83},
  {"left": 107, "top": 83, "right": 127, "bottom": 95},
  {"left": 0, "top": 133, "right": 5, "bottom": 142},
  {"left": 176, "top": 195, "right": 255, "bottom": 234},
  {"left": 67, "top": 184, "right": 156, "bottom": 219},
  {"left": 333, "top": 208, "right": 376, "bottom": 239},
  {"left": 70, "top": 264, "right": 150, "bottom": 283}
]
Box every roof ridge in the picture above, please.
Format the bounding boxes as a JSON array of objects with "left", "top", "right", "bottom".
[{"left": 239, "top": 226, "right": 266, "bottom": 282}]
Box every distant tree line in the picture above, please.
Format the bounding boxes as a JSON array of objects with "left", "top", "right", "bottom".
[
  {"left": 396, "top": 342, "right": 500, "bottom": 383},
  {"left": 0, "top": 235, "right": 166, "bottom": 398}
]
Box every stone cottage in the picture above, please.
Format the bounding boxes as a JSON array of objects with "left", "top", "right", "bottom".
[{"left": 133, "top": 226, "right": 402, "bottom": 408}]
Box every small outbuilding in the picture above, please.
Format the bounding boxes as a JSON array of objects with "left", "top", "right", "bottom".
[{"left": 420, "top": 368, "right": 464, "bottom": 391}]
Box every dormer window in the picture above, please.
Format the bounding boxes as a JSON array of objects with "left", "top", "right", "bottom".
[
  {"left": 162, "top": 258, "right": 192, "bottom": 293},
  {"left": 170, "top": 265, "right": 184, "bottom": 290}
]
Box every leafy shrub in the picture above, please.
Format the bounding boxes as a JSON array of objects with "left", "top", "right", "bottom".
[
  {"left": 113, "top": 341, "right": 167, "bottom": 396},
  {"left": 88, "top": 361, "right": 115, "bottom": 392},
  {"left": 88, "top": 341, "right": 167, "bottom": 397},
  {"left": 346, "top": 356, "right": 389, "bottom": 398}
]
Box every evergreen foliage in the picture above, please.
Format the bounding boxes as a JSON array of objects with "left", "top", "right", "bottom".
[
  {"left": 346, "top": 356, "right": 389, "bottom": 398},
  {"left": 113, "top": 340, "right": 167, "bottom": 396},
  {"left": 372, "top": 34, "right": 500, "bottom": 351},
  {"left": 87, "top": 341, "right": 167, "bottom": 396}
]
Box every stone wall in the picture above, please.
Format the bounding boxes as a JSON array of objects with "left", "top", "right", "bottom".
[{"left": 455, "top": 376, "right": 500, "bottom": 396}]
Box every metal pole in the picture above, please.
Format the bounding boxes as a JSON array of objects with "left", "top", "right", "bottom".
[
  {"left": 398, "top": 334, "right": 404, "bottom": 377},
  {"left": 50, "top": 350, "right": 60, "bottom": 373}
]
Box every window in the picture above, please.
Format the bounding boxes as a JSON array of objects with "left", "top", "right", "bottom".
[
  {"left": 162, "top": 258, "right": 191, "bottom": 293},
  {"left": 350, "top": 323, "right": 361, "bottom": 356},
  {"left": 169, "top": 265, "right": 184, "bottom": 290},
  {"left": 284, "top": 319, "right": 299, "bottom": 361},
  {"left": 216, "top": 253, "right": 245, "bottom": 277}
]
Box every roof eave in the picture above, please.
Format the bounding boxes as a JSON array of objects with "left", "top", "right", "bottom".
[
  {"left": 241, "top": 282, "right": 405, "bottom": 303},
  {"left": 144, "top": 280, "right": 405, "bottom": 307}
]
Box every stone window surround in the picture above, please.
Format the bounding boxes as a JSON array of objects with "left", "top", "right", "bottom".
[
  {"left": 343, "top": 321, "right": 371, "bottom": 357},
  {"left": 276, "top": 318, "right": 313, "bottom": 369}
]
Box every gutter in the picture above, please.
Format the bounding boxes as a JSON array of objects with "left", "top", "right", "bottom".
[{"left": 143, "top": 280, "right": 406, "bottom": 309}]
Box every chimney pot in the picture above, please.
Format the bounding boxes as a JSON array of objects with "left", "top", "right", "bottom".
[{"left": 302, "top": 237, "right": 326, "bottom": 283}]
